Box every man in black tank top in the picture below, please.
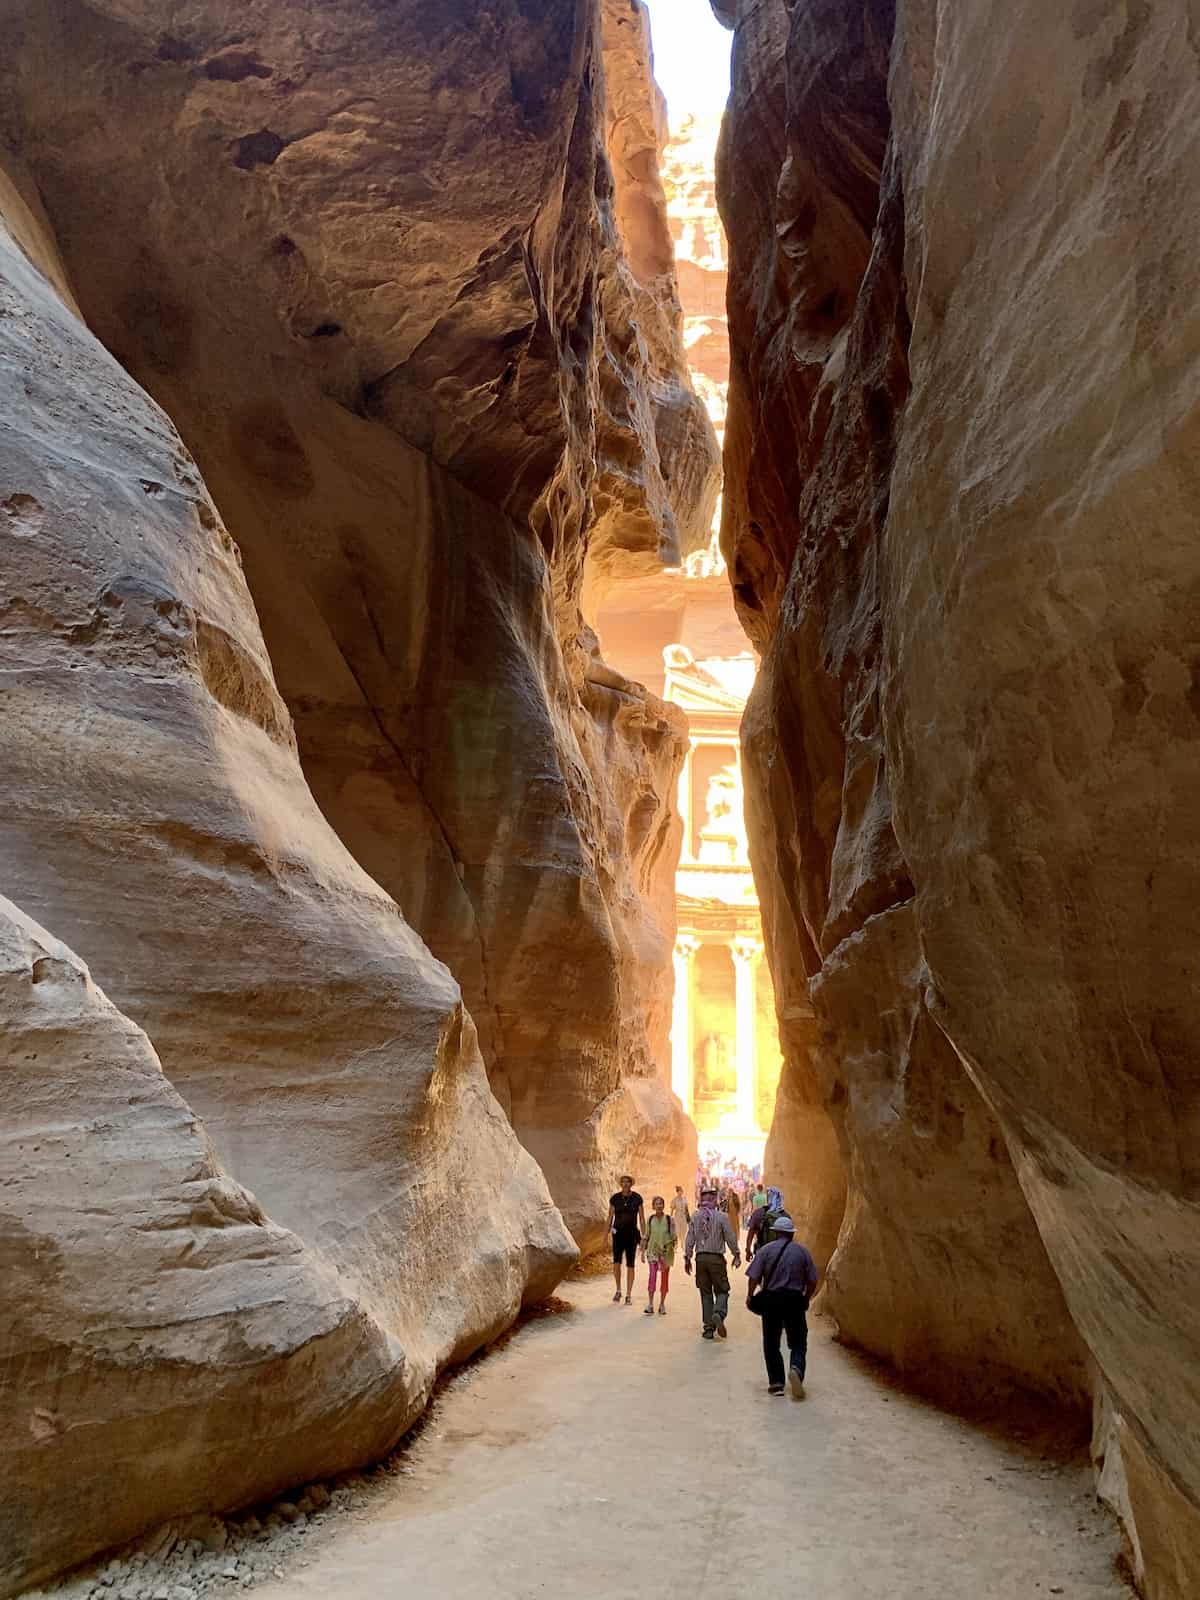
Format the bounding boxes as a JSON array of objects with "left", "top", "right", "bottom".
[{"left": 607, "top": 1175, "right": 645, "bottom": 1305}]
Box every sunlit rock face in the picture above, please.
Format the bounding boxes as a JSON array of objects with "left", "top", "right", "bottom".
[
  {"left": 714, "top": 0, "right": 1200, "bottom": 1592},
  {"left": 596, "top": 88, "right": 772, "bottom": 1176},
  {"left": 0, "top": 160, "right": 574, "bottom": 1595},
  {"left": 594, "top": 556, "right": 784, "bottom": 1172},
  {"left": 594, "top": 0, "right": 721, "bottom": 584},
  {"left": 661, "top": 114, "right": 729, "bottom": 454},
  {"left": 4, "top": 0, "right": 716, "bottom": 1247}
]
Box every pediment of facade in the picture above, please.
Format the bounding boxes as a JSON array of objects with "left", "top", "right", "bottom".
[{"left": 663, "top": 667, "right": 745, "bottom": 713}]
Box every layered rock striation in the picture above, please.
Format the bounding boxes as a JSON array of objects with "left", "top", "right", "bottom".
[
  {"left": 0, "top": 164, "right": 575, "bottom": 1594},
  {"left": 0, "top": 0, "right": 719, "bottom": 1584},
  {"left": 3, "top": 0, "right": 717, "bottom": 1247},
  {"left": 715, "top": 0, "right": 1200, "bottom": 1594}
]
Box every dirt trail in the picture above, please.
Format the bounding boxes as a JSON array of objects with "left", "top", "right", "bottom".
[{"left": 249, "top": 1276, "right": 1127, "bottom": 1599}]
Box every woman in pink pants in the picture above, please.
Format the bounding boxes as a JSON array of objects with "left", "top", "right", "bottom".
[{"left": 641, "top": 1196, "right": 676, "bottom": 1314}]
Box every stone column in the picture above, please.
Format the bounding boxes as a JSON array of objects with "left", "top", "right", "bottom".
[
  {"left": 731, "top": 935, "right": 763, "bottom": 1130},
  {"left": 672, "top": 934, "right": 701, "bottom": 1115}
]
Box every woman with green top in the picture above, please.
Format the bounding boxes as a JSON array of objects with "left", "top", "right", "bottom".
[{"left": 641, "top": 1195, "right": 677, "bottom": 1315}]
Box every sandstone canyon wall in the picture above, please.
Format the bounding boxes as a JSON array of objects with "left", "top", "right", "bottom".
[
  {"left": 661, "top": 114, "right": 729, "bottom": 457},
  {"left": 3, "top": 0, "right": 717, "bottom": 1249},
  {"left": 715, "top": 1, "right": 1200, "bottom": 1595},
  {"left": 0, "top": 0, "right": 717, "bottom": 1587},
  {"left": 0, "top": 161, "right": 574, "bottom": 1595}
]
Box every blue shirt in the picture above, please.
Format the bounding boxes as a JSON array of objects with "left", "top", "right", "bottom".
[{"left": 746, "top": 1237, "right": 818, "bottom": 1295}]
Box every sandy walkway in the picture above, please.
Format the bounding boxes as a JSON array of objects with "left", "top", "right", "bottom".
[{"left": 248, "top": 1275, "right": 1127, "bottom": 1599}]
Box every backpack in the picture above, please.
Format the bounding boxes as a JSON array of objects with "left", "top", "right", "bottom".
[{"left": 759, "top": 1207, "right": 783, "bottom": 1247}]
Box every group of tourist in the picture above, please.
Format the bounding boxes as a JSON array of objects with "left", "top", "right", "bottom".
[
  {"left": 606, "top": 1174, "right": 818, "bottom": 1398},
  {"left": 694, "top": 1152, "right": 761, "bottom": 1210}
]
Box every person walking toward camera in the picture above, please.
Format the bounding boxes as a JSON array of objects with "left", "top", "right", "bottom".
[
  {"left": 607, "top": 1175, "right": 645, "bottom": 1305},
  {"left": 684, "top": 1186, "right": 740, "bottom": 1339},
  {"left": 745, "top": 1213, "right": 818, "bottom": 1397},
  {"left": 641, "top": 1195, "right": 676, "bottom": 1315}
]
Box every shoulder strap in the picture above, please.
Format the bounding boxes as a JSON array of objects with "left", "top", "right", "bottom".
[{"left": 765, "top": 1240, "right": 795, "bottom": 1294}]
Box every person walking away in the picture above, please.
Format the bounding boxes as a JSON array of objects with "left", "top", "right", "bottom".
[
  {"left": 746, "top": 1213, "right": 818, "bottom": 1397},
  {"left": 684, "top": 1187, "right": 741, "bottom": 1339},
  {"left": 607, "top": 1175, "right": 645, "bottom": 1305},
  {"left": 745, "top": 1185, "right": 785, "bottom": 1261},
  {"left": 641, "top": 1197, "right": 676, "bottom": 1314},
  {"left": 670, "top": 1184, "right": 690, "bottom": 1241}
]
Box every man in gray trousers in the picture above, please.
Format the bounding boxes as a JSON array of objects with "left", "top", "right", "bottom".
[{"left": 684, "top": 1186, "right": 741, "bottom": 1339}]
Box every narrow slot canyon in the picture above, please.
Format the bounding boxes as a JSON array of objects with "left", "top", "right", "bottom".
[{"left": 0, "top": 3, "right": 1197, "bottom": 1600}]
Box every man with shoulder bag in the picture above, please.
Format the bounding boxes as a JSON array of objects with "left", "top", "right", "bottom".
[{"left": 745, "top": 1213, "right": 818, "bottom": 1398}]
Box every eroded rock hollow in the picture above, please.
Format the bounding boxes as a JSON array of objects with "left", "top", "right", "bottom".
[
  {"left": 0, "top": 0, "right": 716, "bottom": 1588},
  {"left": 714, "top": 1, "right": 1200, "bottom": 1595}
]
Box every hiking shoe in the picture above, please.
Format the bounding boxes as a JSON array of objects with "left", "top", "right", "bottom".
[
  {"left": 788, "top": 1368, "right": 806, "bottom": 1400},
  {"left": 768, "top": 1384, "right": 785, "bottom": 1395},
  {"left": 702, "top": 1329, "right": 715, "bottom": 1340},
  {"left": 715, "top": 1316, "right": 727, "bottom": 1339}
]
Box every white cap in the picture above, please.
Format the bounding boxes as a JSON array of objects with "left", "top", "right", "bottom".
[{"left": 772, "top": 1214, "right": 796, "bottom": 1233}]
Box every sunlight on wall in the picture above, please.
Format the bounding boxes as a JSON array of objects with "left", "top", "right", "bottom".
[{"left": 596, "top": 5, "right": 779, "bottom": 1169}]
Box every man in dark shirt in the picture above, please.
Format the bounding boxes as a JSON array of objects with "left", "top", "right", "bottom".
[
  {"left": 745, "top": 1213, "right": 819, "bottom": 1397},
  {"left": 606, "top": 1175, "right": 645, "bottom": 1305}
]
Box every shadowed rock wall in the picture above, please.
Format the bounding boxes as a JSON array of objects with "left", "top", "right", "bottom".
[
  {"left": 715, "top": 0, "right": 1200, "bottom": 1592},
  {"left": 0, "top": 0, "right": 720, "bottom": 1584},
  {"left": 0, "top": 160, "right": 574, "bottom": 1595},
  {"left": 716, "top": 0, "right": 1085, "bottom": 1406},
  {"left": 3, "top": 0, "right": 718, "bottom": 1245}
]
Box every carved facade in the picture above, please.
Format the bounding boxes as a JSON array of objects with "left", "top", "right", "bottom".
[
  {"left": 594, "top": 545, "right": 781, "bottom": 1164},
  {"left": 590, "top": 111, "right": 779, "bottom": 1163}
]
